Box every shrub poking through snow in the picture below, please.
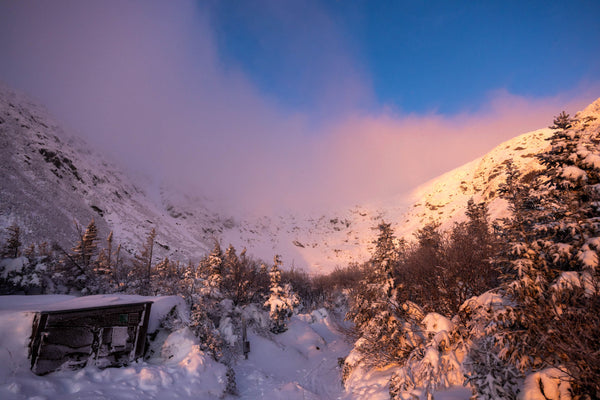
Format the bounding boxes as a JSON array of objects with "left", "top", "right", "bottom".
[
  {"left": 189, "top": 302, "right": 224, "bottom": 360},
  {"left": 464, "top": 336, "right": 520, "bottom": 400},
  {"left": 389, "top": 313, "right": 466, "bottom": 400}
]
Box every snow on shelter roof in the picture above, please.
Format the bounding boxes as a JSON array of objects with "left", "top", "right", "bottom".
[
  {"left": 0, "top": 294, "right": 187, "bottom": 334},
  {"left": 0, "top": 294, "right": 155, "bottom": 313}
]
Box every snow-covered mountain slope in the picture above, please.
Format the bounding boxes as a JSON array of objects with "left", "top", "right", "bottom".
[
  {"left": 222, "top": 98, "right": 600, "bottom": 271},
  {"left": 2, "top": 82, "right": 598, "bottom": 274},
  {"left": 0, "top": 85, "right": 217, "bottom": 260},
  {"left": 217, "top": 125, "right": 552, "bottom": 271}
]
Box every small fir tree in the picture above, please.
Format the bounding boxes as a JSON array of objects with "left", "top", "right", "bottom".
[
  {"left": 72, "top": 219, "right": 98, "bottom": 269},
  {"left": 201, "top": 240, "right": 224, "bottom": 298},
  {"left": 265, "top": 255, "right": 298, "bottom": 333},
  {"left": 3, "top": 225, "right": 22, "bottom": 258},
  {"left": 130, "top": 228, "right": 156, "bottom": 295},
  {"left": 549, "top": 111, "right": 574, "bottom": 130}
]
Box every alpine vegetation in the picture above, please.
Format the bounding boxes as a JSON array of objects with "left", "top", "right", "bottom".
[
  {"left": 2, "top": 94, "right": 600, "bottom": 399},
  {"left": 341, "top": 102, "right": 600, "bottom": 400}
]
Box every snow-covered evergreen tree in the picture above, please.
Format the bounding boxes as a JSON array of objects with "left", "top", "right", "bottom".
[
  {"left": 489, "top": 112, "right": 600, "bottom": 398},
  {"left": 389, "top": 312, "right": 466, "bottom": 400},
  {"left": 152, "top": 257, "right": 181, "bottom": 296},
  {"left": 178, "top": 260, "right": 201, "bottom": 306},
  {"left": 346, "top": 222, "right": 438, "bottom": 380},
  {"left": 346, "top": 222, "right": 399, "bottom": 332},
  {"left": 265, "top": 255, "right": 298, "bottom": 333},
  {"left": 464, "top": 336, "right": 520, "bottom": 400},
  {"left": 96, "top": 231, "right": 113, "bottom": 274},
  {"left": 189, "top": 302, "right": 224, "bottom": 361},
  {"left": 201, "top": 240, "right": 224, "bottom": 299},
  {"left": 94, "top": 231, "right": 116, "bottom": 292}
]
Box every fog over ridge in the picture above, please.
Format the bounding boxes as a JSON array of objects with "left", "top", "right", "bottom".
[{"left": 1, "top": 0, "right": 598, "bottom": 215}]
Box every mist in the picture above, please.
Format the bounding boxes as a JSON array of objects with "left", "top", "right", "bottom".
[{"left": 1, "top": 1, "right": 597, "bottom": 215}]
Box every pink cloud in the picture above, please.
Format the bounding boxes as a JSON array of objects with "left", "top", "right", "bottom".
[
  {"left": 0, "top": 1, "right": 598, "bottom": 214},
  {"left": 297, "top": 89, "right": 600, "bottom": 209}
]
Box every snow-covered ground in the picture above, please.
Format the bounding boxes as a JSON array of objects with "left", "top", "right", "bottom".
[
  {"left": 0, "top": 295, "right": 228, "bottom": 400},
  {"left": 228, "top": 309, "right": 352, "bottom": 400},
  {"left": 0, "top": 295, "right": 477, "bottom": 399}
]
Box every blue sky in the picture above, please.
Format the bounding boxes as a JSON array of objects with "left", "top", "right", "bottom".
[
  {"left": 0, "top": 1, "right": 599, "bottom": 210},
  {"left": 208, "top": 0, "right": 600, "bottom": 115}
]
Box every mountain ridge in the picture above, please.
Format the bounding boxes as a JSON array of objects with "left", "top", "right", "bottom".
[{"left": 2, "top": 83, "right": 599, "bottom": 273}]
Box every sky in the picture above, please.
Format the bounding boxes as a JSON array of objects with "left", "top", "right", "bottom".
[{"left": 0, "top": 0, "right": 599, "bottom": 213}]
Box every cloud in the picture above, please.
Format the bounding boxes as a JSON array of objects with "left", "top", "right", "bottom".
[
  {"left": 0, "top": 1, "right": 598, "bottom": 215},
  {"left": 308, "top": 89, "right": 598, "bottom": 209}
]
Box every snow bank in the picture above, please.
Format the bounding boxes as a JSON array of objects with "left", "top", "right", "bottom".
[
  {"left": 422, "top": 312, "right": 454, "bottom": 334},
  {"left": 0, "top": 295, "right": 227, "bottom": 400},
  {"left": 0, "top": 257, "right": 28, "bottom": 279},
  {"left": 521, "top": 368, "right": 572, "bottom": 400},
  {"left": 344, "top": 361, "right": 396, "bottom": 400},
  {"left": 233, "top": 310, "right": 351, "bottom": 400}
]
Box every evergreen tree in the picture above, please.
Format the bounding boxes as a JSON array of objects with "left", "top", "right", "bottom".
[
  {"left": 202, "top": 240, "right": 224, "bottom": 298},
  {"left": 96, "top": 231, "right": 113, "bottom": 274},
  {"left": 189, "top": 302, "right": 224, "bottom": 361},
  {"left": 221, "top": 244, "right": 238, "bottom": 299},
  {"left": 152, "top": 257, "right": 180, "bottom": 296},
  {"left": 549, "top": 110, "right": 574, "bottom": 130},
  {"left": 347, "top": 222, "right": 399, "bottom": 332},
  {"left": 72, "top": 219, "right": 98, "bottom": 269},
  {"left": 94, "top": 231, "right": 115, "bottom": 292},
  {"left": 3, "top": 225, "right": 22, "bottom": 258},
  {"left": 55, "top": 219, "right": 100, "bottom": 293},
  {"left": 490, "top": 115, "right": 600, "bottom": 397},
  {"left": 265, "top": 255, "right": 298, "bottom": 333},
  {"left": 221, "top": 246, "right": 260, "bottom": 305},
  {"left": 465, "top": 336, "right": 520, "bottom": 400},
  {"left": 179, "top": 260, "right": 201, "bottom": 306},
  {"left": 130, "top": 228, "right": 156, "bottom": 295},
  {"left": 346, "top": 222, "right": 424, "bottom": 368}
]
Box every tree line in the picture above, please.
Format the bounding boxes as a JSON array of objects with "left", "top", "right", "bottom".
[
  {"left": 343, "top": 111, "right": 600, "bottom": 399},
  {"left": 2, "top": 110, "right": 598, "bottom": 398}
]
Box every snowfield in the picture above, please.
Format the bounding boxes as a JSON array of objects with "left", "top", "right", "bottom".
[
  {"left": 0, "top": 295, "right": 354, "bottom": 400},
  {"left": 0, "top": 295, "right": 477, "bottom": 400},
  {"left": 0, "top": 295, "right": 229, "bottom": 400}
]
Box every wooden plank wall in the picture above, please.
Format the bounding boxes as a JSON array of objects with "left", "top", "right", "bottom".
[{"left": 29, "top": 302, "right": 152, "bottom": 375}]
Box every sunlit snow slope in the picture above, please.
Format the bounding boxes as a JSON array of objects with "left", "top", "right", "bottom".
[
  {"left": 224, "top": 98, "right": 600, "bottom": 271},
  {"left": 224, "top": 128, "right": 555, "bottom": 271},
  {"left": 2, "top": 83, "right": 598, "bottom": 274}
]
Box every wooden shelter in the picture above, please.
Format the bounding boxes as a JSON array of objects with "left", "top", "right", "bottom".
[{"left": 29, "top": 300, "right": 152, "bottom": 375}]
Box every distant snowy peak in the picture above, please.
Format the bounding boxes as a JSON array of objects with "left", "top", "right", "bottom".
[
  {"left": 232, "top": 97, "right": 600, "bottom": 272},
  {"left": 219, "top": 128, "right": 557, "bottom": 272},
  {"left": 579, "top": 96, "right": 600, "bottom": 117}
]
